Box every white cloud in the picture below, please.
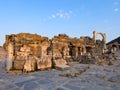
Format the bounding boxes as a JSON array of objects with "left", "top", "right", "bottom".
[
  {"left": 114, "top": 8, "right": 119, "bottom": 12},
  {"left": 51, "top": 14, "right": 56, "bottom": 18},
  {"left": 49, "top": 10, "right": 74, "bottom": 20},
  {"left": 113, "top": 1, "right": 119, "bottom": 12},
  {"left": 69, "top": 10, "right": 73, "bottom": 14}
]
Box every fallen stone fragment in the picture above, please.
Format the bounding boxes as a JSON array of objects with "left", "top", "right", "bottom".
[{"left": 55, "top": 65, "right": 70, "bottom": 71}]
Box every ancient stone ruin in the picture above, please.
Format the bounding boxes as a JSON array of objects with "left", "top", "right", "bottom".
[
  {"left": 107, "top": 36, "right": 120, "bottom": 52},
  {"left": 4, "top": 31, "right": 114, "bottom": 72},
  {"left": 4, "top": 33, "right": 52, "bottom": 72}
]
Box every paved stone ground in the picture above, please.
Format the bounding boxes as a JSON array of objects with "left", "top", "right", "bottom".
[{"left": 0, "top": 51, "right": 120, "bottom": 90}]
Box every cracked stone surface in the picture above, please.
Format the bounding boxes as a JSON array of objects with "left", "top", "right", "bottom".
[{"left": 0, "top": 51, "right": 120, "bottom": 90}]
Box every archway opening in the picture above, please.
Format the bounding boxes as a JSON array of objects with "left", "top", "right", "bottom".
[
  {"left": 86, "top": 47, "right": 92, "bottom": 53},
  {"left": 112, "top": 44, "right": 117, "bottom": 51},
  {"left": 96, "top": 34, "right": 103, "bottom": 41}
]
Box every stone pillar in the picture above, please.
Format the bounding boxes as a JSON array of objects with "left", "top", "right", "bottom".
[
  {"left": 6, "top": 42, "right": 14, "bottom": 71},
  {"left": 93, "top": 31, "right": 97, "bottom": 42},
  {"left": 75, "top": 47, "right": 78, "bottom": 57},
  {"left": 66, "top": 46, "right": 70, "bottom": 57},
  {"left": 82, "top": 46, "right": 86, "bottom": 54},
  {"left": 103, "top": 33, "right": 107, "bottom": 50}
]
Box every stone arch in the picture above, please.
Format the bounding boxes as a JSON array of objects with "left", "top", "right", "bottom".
[
  {"left": 93, "top": 31, "right": 106, "bottom": 42},
  {"left": 93, "top": 31, "right": 106, "bottom": 50}
]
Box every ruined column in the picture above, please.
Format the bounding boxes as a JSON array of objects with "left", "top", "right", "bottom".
[
  {"left": 66, "top": 46, "right": 70, "bottom": 57},
  {"left": 93, "top": 31, "right": 97, "bottom": 42},
  {"left": 6, "top": 42, "right": 14, "bottom": 71},
  {"left": 75, "top": 47, "right": 78, "bottom": 57},
  {"left": 103, "top": 33, "right": 107, "bottom": 50},
  {"left": 82, "top": 46, "right": 86, "bottom": 54}
]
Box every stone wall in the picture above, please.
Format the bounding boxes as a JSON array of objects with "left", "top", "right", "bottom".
[
  {"left": 4, "top": 31, "right": 106, "bottom": 72},
  {"left": 107, "top": 36, "right": 120, "bottom": 52},
  {"left": 52, "top": 34, "right": 96, "bottom": 59},
  {"left": 5, "top": 33, "right": 51, "bottom": 71}
]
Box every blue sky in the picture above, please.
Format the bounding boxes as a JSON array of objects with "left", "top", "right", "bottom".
[{"left": 0, "top": 0, "right": 120, "bottom": 45}]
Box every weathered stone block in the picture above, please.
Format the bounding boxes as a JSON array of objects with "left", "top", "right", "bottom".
[
  {"left": 23, "top": 60, "right": 37, "bottom": 72},
  {"left": 53, "top": 59, "right": 67, "bottom": 66},
  {"left": 23, "top": 55, "right": 37, "bottom": 72},
  {"left": 55, "top": 65, "right": 70, "bottom": 71},
  {"left": 13, "top": 60, "right": 25, "bottom": 70},
  {"left": 37, "top": 58, "right": 52, "bottom": 70}
]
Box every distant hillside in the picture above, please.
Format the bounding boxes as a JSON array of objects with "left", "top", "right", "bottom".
[{"left": 107, "top": 36, "right": 120, "bottom": 45}]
